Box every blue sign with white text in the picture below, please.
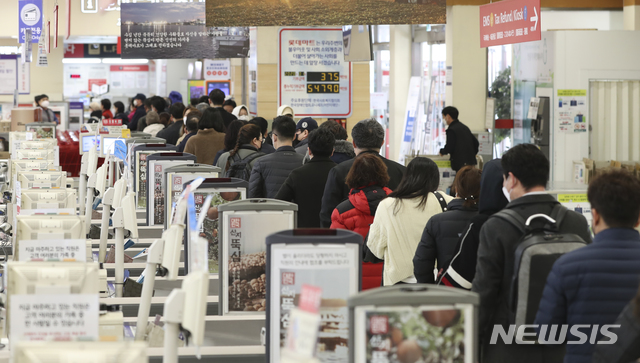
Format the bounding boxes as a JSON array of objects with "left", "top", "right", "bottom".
[{"left": 18, "top": 0, "right": 43, "bottom": 44}]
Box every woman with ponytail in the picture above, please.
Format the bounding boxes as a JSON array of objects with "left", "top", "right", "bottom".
[
  {"left": 216, "top": 123, "right": 264, "bottom": 178},
  {"left": 413, "top": 166, "right": 482, "bottom": 284}
]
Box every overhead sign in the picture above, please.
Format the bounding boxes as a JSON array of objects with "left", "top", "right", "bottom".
[
  {"left": 18, "top": 0, "right": 43, "bottom": 44},
  {"left": 278, "top": 28, "right": 352, "bottom": 118},
  {"left": 204, "top": 60, "right": 231, "bottom": 81},
  {"left": 479, "top": 0, "right": 540, "bottom": 48}
]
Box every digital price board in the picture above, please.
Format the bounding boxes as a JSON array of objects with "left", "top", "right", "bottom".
[
  {"left": 307, "top": 84, "right": 340, "bottom": 94},
  {"left": 306, "top": 72, "right": 339, "bottom": 82}
]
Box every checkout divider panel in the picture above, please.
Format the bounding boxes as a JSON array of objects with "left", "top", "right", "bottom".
[
  {"left": 266, "top": 231, "right": 362, "bottom": 363},
  {"left": 220, "top": 209, "right": 296, "bottom": 315}
]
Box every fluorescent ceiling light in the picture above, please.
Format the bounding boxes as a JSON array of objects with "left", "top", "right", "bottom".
[
  {"left": 101, "top": 58, "right": 149, "bottom": 64},
  {"left": 62, "top": 58, "right": 102, "bottom": 64}
]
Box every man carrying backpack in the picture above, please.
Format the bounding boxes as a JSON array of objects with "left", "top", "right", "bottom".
[
  {"left": 536, "top": 169, "right": 640, "bottom": 363},
  {"left": 472, "top": 143, "right": 591, "bottom": 363}
]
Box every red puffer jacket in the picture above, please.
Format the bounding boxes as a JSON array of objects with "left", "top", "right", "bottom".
[{"left": 330, "top": 185, "right": 392, "bottom": 290}]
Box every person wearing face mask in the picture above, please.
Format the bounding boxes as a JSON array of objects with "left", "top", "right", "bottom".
[
  {"left": 472, "top": 143, "right": 591, "bottom": 363},
  {"left": 34, "top": 95, "right": 58, "bottom": 123},
  {"left": 128, "top": 93, "right": 147, "bottom": 130}
]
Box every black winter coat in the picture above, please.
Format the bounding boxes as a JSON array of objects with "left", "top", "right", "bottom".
[
  {"left": 248, "top": 146, "right": 304, "bottom": 199},
  {"left": 157, "top": 120, "right": 183, "bottom": 146},
  {"left": 439, "top": 119, "right": 479, "bottom": 171},
  {"left": 472, "top": 193, "right": 592, "bottom": 363},
  {"left": 438, "top": 159, "right": 508, "bottom": 290},
  {"left": 413, "top": 199, "right": 478, "bottom": 284},
  {"left": 319, "top": 151, "right": 406, "bottom": 228},
  {"left": 275, "top": 156, "right": 336, "bottom": 228},
  {"left": 213, "top": 107, "right": 237, "bottom": 129}
]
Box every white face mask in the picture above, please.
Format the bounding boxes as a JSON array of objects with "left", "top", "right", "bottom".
[
  {"left": 40, "top": 100, "right": 50, "bottom": 108},
  {"left": 183, "top": 116, "right": 187, "bottom": 124},
  {"left": 502, "top": 186, "right": 512, "bottom": 203}
]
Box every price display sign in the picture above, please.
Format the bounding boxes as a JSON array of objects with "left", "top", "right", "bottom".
[
  {"left": 278, "top": 28, "right": 352, "bottom": 118},
  {"left": 266, "top": 229, "right": 362, "bottom": 363}
]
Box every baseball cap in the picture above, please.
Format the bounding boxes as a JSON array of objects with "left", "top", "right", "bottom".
[
  {"left": 296, "top": 117, "right": 318, "bottom": 132},
  {"left": 133, "top": 93, "right": 146, "bottom": 102}
]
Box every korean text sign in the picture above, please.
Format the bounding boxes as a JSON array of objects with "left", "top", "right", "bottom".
[
  {"left": 479, "top": 0, "right": 540, "bottom": 48},
  {"left": 269, "top": 243, "right": 359, "bottom": 363},
  {"left": 19, "top": 0, "right": 43, "bottom": 44},
  {"left": 278, "top": 28, "right": 352, "bottom": 118}
]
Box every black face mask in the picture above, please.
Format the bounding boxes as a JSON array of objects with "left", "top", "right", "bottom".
[{"left": 292, "top": 138, "right": 300, "bottom": 148}]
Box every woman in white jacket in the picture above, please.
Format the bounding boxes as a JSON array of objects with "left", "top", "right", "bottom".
[{"left": 367, "top": 157, "right": 453, "bottom": 286}]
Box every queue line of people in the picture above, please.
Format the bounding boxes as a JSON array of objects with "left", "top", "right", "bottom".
[{"left": 88, "top": 88, "right": 640, "bottom": 363}]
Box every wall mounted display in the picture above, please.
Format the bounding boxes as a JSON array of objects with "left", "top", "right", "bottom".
[
  {"left": 278, "top": 28, "right": 352, "bottom": 118},
  {"left": 121, "top": 2, "right": 250, "bottom": 59},
  {"left": 206, "top": 0, "right": 445, "bottom": 26}
]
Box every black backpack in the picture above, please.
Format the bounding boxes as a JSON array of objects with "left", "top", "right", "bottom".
[
  {"left": 224, "top": 151, "right": 264, "bottom": 181},
  {"left": 493, "top": 204, "right": 588, "bottom": 330}
]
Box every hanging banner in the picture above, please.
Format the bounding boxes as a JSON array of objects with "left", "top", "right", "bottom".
[
  {"left": 121, "top": 3, "right": 249, "bottom": 59},
  {"left": 53, "top": 5, "right": 58, "bottom": 48},
  {"left": 203, "top": 60, "right": 231, "bottom": 81},
  {"left": 18, "top": 0, "right": 43, "bottom": 44},
  {"left": 479, "top": 0, "right": 541, "bottom": 48},
  {"left": 18, "top": 56, "right": 30, "bottom": 94},
  {"left": 278, "top": 28, "right": 352, "bottom": 118},
  {"left": 248, "top": 27, "right": 258, "bottom": 116},
  {"left": 205, "top": 0, "right": 445, "bottom": 26}
]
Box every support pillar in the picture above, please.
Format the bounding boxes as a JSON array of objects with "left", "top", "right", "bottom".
[{"left": 446, "top": 4, "right": 488, "bottom": 133}]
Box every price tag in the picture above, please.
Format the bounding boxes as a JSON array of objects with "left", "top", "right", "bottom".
[
  {"left": 121, "top": 129, "right": 131, "bottom": 138},
  {"left": 10, "top": 294, "right": 99, "bottom": 346},
  {"left": 18, "top": 239, "right": 86, "bottom": 262}
]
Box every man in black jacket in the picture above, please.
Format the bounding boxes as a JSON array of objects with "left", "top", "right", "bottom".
[
  {"left": 472, "top": 144, "right": 592, "bottom": 363},
  {"left": 439, "top": 106, "right": 479, "bottom": 171},
  {"left": 276, "top": 128, "right": 336, "bottom": 227},
  {"left": 319, "top": 119, "right": 406, "bottom": 228},
  {"left": 208, "top": 89, "right": 237, "bottom": 129},
  {"left": 248, "top": 116, "right": 304, "bottom": 198},
  {"left": 157, "top": 102, "right": 185, "bottom": 145}
]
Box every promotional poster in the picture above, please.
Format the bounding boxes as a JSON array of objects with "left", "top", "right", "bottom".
[
  {"left": 121, "top": 3, "right": 250, "bottom": 59},
  {"left": 269, "top": 244, "right": 359, "bottom": 363}
]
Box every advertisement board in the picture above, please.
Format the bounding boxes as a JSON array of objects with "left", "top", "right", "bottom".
[
  {"left": 182, "top": 178, "right": 248, "bottom": 276},
  {"left": 145, "top": 153, "right": 196, "bottom": 226},
  {"left": 278, "top": 28, "right": 352, "bottom": 118},
  {"left": 121, "top": 3, "right": 249, "bottom": 59},
  {"left": 266, "top": 229, "right": 362, "bottom": 363},
  {"left": 219, "top": 200, "right": 297, "bottom": 315}
]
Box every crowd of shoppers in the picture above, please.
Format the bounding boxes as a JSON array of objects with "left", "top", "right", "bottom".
[{"left": 82, "top": 91, "right": 640, "bottom": 363}]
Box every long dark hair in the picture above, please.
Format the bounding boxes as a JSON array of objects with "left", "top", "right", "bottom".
[
  {"left": 199, "top": 108, "right": 225, "bottom": 133},
  {"left": 226, "top": 124, "right": 262, "bottom": 170},
  {"left": 224, "top": 120, "right": 248, "bottom": 151},
  {"left": 389, "top": 157, "right": 440, "bottom": 215}
]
